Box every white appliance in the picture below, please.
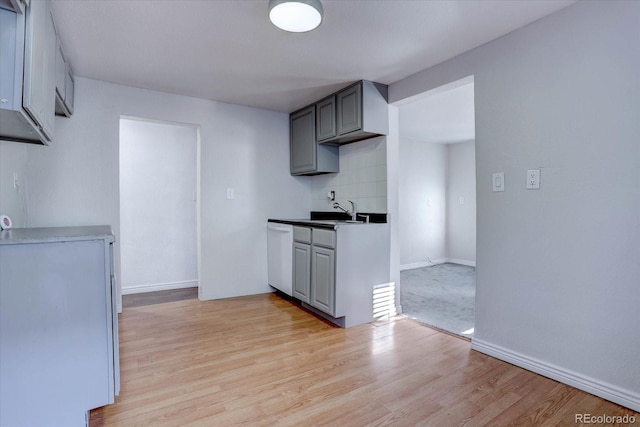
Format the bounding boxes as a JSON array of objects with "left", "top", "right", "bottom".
[{"left": 267, "top": 222, "right": 293, "bottom": 296}]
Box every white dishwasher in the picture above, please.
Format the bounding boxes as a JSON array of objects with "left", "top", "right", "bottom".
[{"left": 267, "top": 222, "right": 293, "bottom": 296}]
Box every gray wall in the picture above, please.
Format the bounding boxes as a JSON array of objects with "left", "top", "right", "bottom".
[
  {"left": 119, "top": 118, "right": 198, "bottom": 294},
  {"left": 23, "top": 77, "right": 312, "bottom": 308},
  {"left": 446, "top": 140, "right": 476, "bottom": 264},
  {"left": 399, "top": 138, "right": 448, "bottom": 266},
  {"left": 311, "top": 137, "right": 387, "bottom": 213},
  {"left": 390, "top": 1, "right": 640, "bottom": 410},
  {"left": 399, "top": 139, "right": 476, "bottom": 267},
  {"left": 0, "top": 142, "right": 29, "bottom": 228}
]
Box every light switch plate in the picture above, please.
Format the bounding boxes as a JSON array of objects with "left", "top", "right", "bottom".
[
  {"left": 526, "top": 169, "right": 540, "bottom": 189},
  {"left": 492, "top": 172, "right": 505, "bottom": 192},
  {"left": 226, "top": 188, "right": 235, "bottom": 199}
]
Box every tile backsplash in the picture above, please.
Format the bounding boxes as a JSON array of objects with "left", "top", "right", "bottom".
[{"left": 311, "top": 137, "right": 387, "bottom": 213}]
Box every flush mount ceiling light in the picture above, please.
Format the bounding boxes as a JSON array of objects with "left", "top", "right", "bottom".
[{"left": 269, "top": 0, "right": 323, "bottom": 33}]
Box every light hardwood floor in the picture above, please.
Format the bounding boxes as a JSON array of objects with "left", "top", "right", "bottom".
[{"left": 91, "top": 293, "right": 639, "bottom": 426}]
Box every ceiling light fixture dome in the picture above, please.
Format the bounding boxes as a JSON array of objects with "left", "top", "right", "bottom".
[{"left": 269, "top": 0, "right": 323, "bottom": 33}]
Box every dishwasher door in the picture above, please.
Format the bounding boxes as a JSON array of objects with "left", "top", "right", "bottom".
[{"left": 267, "top": 223, "right": 293, "bottom": 296}]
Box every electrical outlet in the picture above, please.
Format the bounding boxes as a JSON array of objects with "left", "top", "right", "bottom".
[
  {"left": 526, "top": 169, "right": 540, "bottom": 190},
  {"left": 226, "top": 188, "right": 235, "bottom": 199}
]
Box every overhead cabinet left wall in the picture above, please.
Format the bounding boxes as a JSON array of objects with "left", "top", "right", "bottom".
[{"left": 0, "top": 0, "right": 73, "bottom": 144}]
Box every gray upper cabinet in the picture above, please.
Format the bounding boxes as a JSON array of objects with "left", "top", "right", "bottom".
[
  {"left": 328, "top": 80, "right": 389, "bottom": 145},
  {"left": 290, "top": 106, "right": 316, "bottom": 174},
  {"left": 316, "top": 95, "right": 336, "bottom": 142},
  {"left": 290, "top": 105, "right": 339, "bottom": 176},
  {"left": 336, "top": 83, "right": 362, "bottom": 136},
  {"left": 0, "top": 0, "right": 57, "bottom": 144},
  {"left": 289, "top": 80, "right": 387, "bottom": 175}
]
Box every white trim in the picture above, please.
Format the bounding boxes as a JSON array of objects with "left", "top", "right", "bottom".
[
  {"left": 400, "top": 258, "right": 476, "bottom": 270},
  {"left": 400, "top": 258, "right": 448, "bottom": 271},
  {"left": 448, "top": 258, "right": 476, "bottom": 267},
  {"left": 122, "top": 280, "right": 198, "bottom": 295},
  {"left": 471, "top": 339, "right": 640, "bottom": 412}
]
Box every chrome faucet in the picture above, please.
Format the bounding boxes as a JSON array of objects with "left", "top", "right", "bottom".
[
  {"left": 333, "top": 200, "right": 357, "bottom": 221},
  {"left": 348, "top": 200, "right": 357, "bottom": 221}
]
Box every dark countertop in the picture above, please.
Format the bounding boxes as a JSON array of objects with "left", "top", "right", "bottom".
[
  {"left": 268, "top": 212, "right": 387, "bottom": 229},
  {"left": 310, "top": 211, "right": 387, "bottom": 223},
  {"left": 268, "top": 219, "right": 341, "bottom": 229}
]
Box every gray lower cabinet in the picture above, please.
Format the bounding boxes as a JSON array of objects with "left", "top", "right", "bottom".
[
  {"left": 292, "top": 241, "right": 311, "bottom": 303},
  {"left": 0, "top": 226, "right": 120, "bottom": 427},
  {"left": 292, "top": 226, "right": 337, "bottom": 316},
  {"left": 310, "top": 245, "right": 335, "bottom": 315},
  {"left": 281, "top": 221, "right": 391, "bottom": 328},
  {"left": 290, "top": 105, "right": 339, "bottom": 176}
]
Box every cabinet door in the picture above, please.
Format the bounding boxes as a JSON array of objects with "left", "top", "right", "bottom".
[
  {"left": 290, "top": 106, "right": 316, "bottom": 174},
  {"left": 310, "top": 246, "right": 335, "bottom": 315},
  {"left": 316, "top": 96, "right": 336, "bottom": 142},
  {"left": 64, "top": 69, "right": 74, "bottom": 115},
  {"left": 292, "top": 242, "right": 311, "bottom": 303},
  {"left": 23, "top": 0, "right": 55, "bottom": 142},
  {"left": 336, "top": 82, "right": 362, "bottom": 136},
  {"left": 55, "top": 41, "right": 65, "bottom": 99},
  {"left": 108, "top": 243, "right": 120, "bottom": 397}
]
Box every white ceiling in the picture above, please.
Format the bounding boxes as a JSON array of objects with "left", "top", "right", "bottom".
[
  {"left": 50, "top": 0, "right": 574, "bottom": 113},
  {"left": 399, "top": 80, "right": 475, "bottom": 144}
]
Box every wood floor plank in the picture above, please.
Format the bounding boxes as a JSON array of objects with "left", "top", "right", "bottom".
[{"left": 90, "top": 293, "right": 639, "bottom": 426}]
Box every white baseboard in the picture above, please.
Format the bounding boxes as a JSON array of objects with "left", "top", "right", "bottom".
[
  {"left": 448, "top": 258, "right": 476, "bottom": 267},
  {"left": 471, "top": 339, "right": 640, "bottom": 412},
  {"left": 400, "top": 258, "right": 448, "bottom": 271},
  {"left": 122, "top": 280, "right": 198, "bottom": 295}
]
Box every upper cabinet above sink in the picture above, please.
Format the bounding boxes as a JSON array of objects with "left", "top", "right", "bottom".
[
  {"left": 290, "top": 80, "right": 388, "bottom": 176},
  {"left": 320, "top": 81, "right": 388, "bottom": 145}
]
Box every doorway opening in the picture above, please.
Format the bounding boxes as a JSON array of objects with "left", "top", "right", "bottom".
[
  {"left": 119, "top": 117, "right": 201, "bottom": 302},
  {"left": 397, "top": 77, "right": 476, "bottom": 338}
]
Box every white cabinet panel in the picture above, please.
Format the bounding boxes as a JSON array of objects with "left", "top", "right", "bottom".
[
  {"left": 0, "top": 227, "right": 119, "bottom": 426},
  {"left": 22, "top": 0, "right": 55, "bottom": 141}
]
